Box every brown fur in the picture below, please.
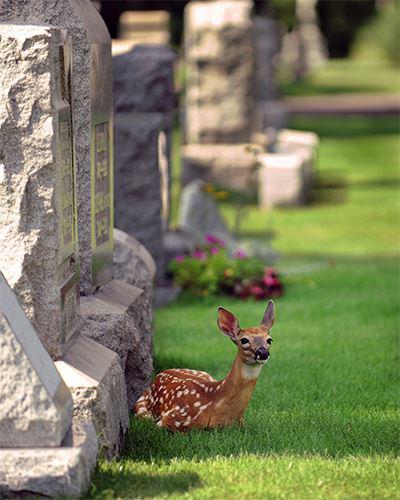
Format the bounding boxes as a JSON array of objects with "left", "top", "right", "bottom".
[{"left": 134, "top": 301, "right": 276, "bottom": 431}]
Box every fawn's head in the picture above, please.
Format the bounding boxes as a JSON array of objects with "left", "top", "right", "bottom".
[{"left": 217, "top": 301, "right": 275, "bottom": 365}]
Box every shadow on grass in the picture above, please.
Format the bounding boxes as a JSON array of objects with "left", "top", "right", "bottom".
[
  {"left": 89, "top": 468, "right": 201, "bottom": 498},
  {"left": 280, "top": 82, "right": 390, "bottom": 97},
  {"left": 289, "top": 115, "right": 399, "bottom": 138}
]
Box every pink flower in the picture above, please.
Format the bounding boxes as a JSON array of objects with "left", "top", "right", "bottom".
[
  {"left": 193, "top": 250, "right": 207, "bottom": 261},
  {"left": 210, "top": 247, "right": 220, "bottom": 255},
  {"left": 175, "top": 255, "right": 185, "bottom": 262},
  {"left": 250, "top": 285, "right": 265, "bottom": 298},
  {"left": 263, "top": 275, "right": 277, "bottom": 286},
  {"left": 234, "top": 249, "right": 247, "bottom": 260}
]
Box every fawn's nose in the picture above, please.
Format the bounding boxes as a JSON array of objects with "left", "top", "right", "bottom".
[{"left": 255, "top": 347, "right": 269, "bottom": 361}]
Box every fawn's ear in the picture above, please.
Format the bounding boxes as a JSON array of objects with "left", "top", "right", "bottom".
[
  {"left": 217, "top": 307, "right": 240, "bottom": 342},
  {"left": 261, "top": 300, "right": 275, "bottom": 330}
]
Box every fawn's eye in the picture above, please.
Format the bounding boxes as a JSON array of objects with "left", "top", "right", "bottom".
[
  {"left": 267, "top": 338, "right": 273, "bottom": 345},
  {"left": 240, "top": 338, "right": 249, "bottom": 345}
]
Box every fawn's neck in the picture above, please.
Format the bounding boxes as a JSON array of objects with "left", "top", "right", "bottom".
[{"left": 218, "top": 353, "right": 262, "bottom": 408}]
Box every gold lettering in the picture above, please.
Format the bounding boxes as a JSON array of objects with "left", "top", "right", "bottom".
[
  {"left": 96, "top": 217, "right": 109, "bottom": 239},
  {"left": 96, "top": 159, "right": 108, "bottom": 179}
]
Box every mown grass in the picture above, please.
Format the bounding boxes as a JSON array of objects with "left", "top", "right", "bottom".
[
  {"left": 89, "top": 73, "right": 399, "bottom": 498},
  {"left": 89, "top": 114, "right": 399, "bottom": 498},
  {"left": 279, "top": 56, "right": 399, "bottom": 96}
]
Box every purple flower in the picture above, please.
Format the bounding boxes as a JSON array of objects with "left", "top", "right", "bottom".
[
  {"left": 205, "top": 234, "right": 219, "bottom": 244},
  {"left": 205, "top": 234, "right": 226, "bottom": 247},
  {"left": 210, "top": 247, "right": 220, "bottom": 255},
  {"left": 175, "top": 255, "right": 185, "bottom": 262},
  {"left": 234, "top": 249, "right": 247, "bottom": 260},
  {"left": 193, "top": 250, "right": 207, "bottom": 261}
]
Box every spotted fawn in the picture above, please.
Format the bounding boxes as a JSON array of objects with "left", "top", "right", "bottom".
[{"left": 134, "top": 300, "right": 276, "bottom": 431}]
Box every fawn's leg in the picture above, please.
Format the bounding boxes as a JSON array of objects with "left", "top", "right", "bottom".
[{"left": 134, "top": 389, "right": 154, "bottom": 419}]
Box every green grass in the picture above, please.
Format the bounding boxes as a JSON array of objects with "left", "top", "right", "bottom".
[
  {"left": 89, "top": 115, "right": 399, "bottom": 498},
  {"left": 279, "top": 57, "right": 399, "bottom": 96}
]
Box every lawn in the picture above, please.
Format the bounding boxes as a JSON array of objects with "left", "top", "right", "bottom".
[
  {"left": 89, "top": 109, "right": 399, "bottom": 496},
  {"left": 279, "top": 56, "right": 399, "bottom": 96}
]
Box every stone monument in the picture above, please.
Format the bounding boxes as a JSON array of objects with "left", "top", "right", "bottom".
[
  {"left": 0, "top": 3, "right": 142, "bottom": 458},
  {"left": 184, "top": 0, "right": 254, "bottom": 144},
  {"left": 0, "top": 271, "right": 98, "bottom": 497},
  {"left": 0, "top": 23, "right": 79, "bottom": 359},
  {"left": 0, "top": 0, "right": 113, "bottom": 294}
]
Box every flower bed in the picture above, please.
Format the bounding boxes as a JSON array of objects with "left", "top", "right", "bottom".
[{"left": 170, "top": 235, "right": 283, "bottom": 299}]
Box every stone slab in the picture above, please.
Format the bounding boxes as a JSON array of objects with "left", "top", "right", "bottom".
[
  {"left": 0, "top": 420, "right": 98, "bottom": 498},
  {"left": 258, "top": 152, "right": 307, "bottom": 208},
  {"left": 0, "top": 0, "right": 115, "bottom": 293},
  {"left": 118, "top": 10, "right": 170, "bottom": 44},
  {"left": 275, "top": 143, "right": 315, "bottom": 195},
  {"left": 254, "top": 16, "right": 282, "bottom": 102},
  {"left": 55, "top": 336, "right": 129, "bottom": 459},
  {"left": 114, "top": 112, "right": 165, "bottom": 273},
  {"left": 111, "top": 234, "right": 155, "bottom": 406},
  {"left": 181, "top": 144, "right": 259, "bottom": 194},
  {"left": 277, "top": 128, "right": 320, "bottom": 149},
  {"left": 80, "top": 278, "right": 143, "bottom": 371},
  {"left": 178, "top": 180, "right": 234, "bottom": 247},
  {"left": 0, "top": 271, "right": 73, "bottom": 448},
  {"left": 184, "top": 0, "right": 254, "bottom": 143},
  {"left": 79, "top": 276, "right": 153, "bottom": 407},
  {"left": 113, "top": 44, "right": 175, "bottom": 113},
  {"left": 0, "top": 23, "right": 79, "bottom": 359}
]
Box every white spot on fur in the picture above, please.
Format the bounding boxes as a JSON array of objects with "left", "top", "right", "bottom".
[{"left": 194, "top": 402, "right": 201, "bottom": 407}]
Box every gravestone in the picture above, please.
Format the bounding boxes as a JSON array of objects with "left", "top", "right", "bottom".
[
  {"left": 0, "top": 3, "right": 137, "bottom": 457},
  {"left": 252, "top": 16, "right": 289, "bottom": 132},
  {"left": 0, "top": 272, "right": 73, "bottom": 447},
  {"left": 0, "top": 23, "right": 79, "bottom": 359},
  {"left": 178, "top": 180, "right": 234, "bottom": 247},
  {"left": 254, "top": 16, "right": 281, "bottom": 102},
  {"left": 184, "top": 0, "right": 254, "bottom": 143},
  {"left": 113, "top": 44, "right": 176, "bottom": 273},
  {"left": 0, "top": 421, "right": 98, "bottom": 497},
  {"left": 118, "top": 10, "right": 171, "bottom": 45},
  {"left": 113, "top": 229, "right": 156, "bottom": 405},
  {"left": 258, "top": 152, "right": 308, "bottom": 208},
  {"left": 0, "top": 0, "right": 114, "bottom": 294},
  {"left": 55, "top": 336, "right": 129, "bottom": 458},
  {"left": 0, "top": 272, "right": 98, "bottom": 497},
  {"left": 182, "top": 144, "right": 260, "bottom": 194}
]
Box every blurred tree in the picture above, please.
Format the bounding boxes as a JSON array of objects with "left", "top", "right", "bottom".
[
  {"left": 316, "top": 0, "right": 376, "bottom": 57},
  {"left": 354, "top": 0, "right": 400, "bottom": 64}
]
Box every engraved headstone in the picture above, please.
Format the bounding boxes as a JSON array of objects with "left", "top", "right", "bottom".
[
  {"left": 0, "top": 0, "right": 114, "bottom": 293},
  {"left": 0, "top": 24, "right": 79, "bottom": 358},
  {"left": 0, "top": 272, "right": 73, "bottom": 447}
]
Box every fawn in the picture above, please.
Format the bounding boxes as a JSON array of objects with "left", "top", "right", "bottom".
[{"left": 134, "top": 300, "right": 276, "bottom": 431}]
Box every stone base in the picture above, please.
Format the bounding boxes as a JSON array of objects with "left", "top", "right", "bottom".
[
  {"left": 275, "top": 143, "right": 315, "bottom": 197},
  {"left": 0, "top": 420, "right": 98, "bottom": 497},
  {"left": 181, "top": 144, "right": 260, "bottom": 194},
  {"left": 80, "top": 278, "right": 144, "bottom": 371},
  {"left": 277, "top": 128, "right": 319, "bottom": 149},
  {"left": 113, "top": 230, "right": 155, "bottom": 407},
  {"left": 258, "top": 152, "right": 307, "bottom": 208},
  {"left": 55, "top": 336, "right": 129, "bottom": 459}
]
